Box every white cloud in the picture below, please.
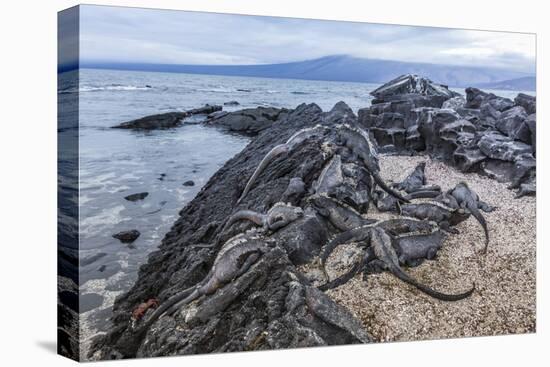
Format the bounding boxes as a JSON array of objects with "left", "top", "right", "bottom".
[{"left": 77, "top": 5, "right": 535, "bottom": 73}]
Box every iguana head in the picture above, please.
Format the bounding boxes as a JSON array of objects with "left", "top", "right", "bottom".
[{"left": 266, "top": 202, "right": 304, "bottom": 231}]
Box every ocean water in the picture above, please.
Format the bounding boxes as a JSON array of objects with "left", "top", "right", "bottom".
[{"left": 67, "top": 68, "right": 531, "bottom": 351}]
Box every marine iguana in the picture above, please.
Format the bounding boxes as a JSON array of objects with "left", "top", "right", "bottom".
[
  {"left": 319, "top": 227, "right": 474, "bottom": 301},
  {"left": 336, "top": 124, "right": 410, "bottom": 203},
  {"left": 223, "top": 202, "right": 304, "bottom": 233},
  {"left": 131, "top": 234, "right": 270, "bottom": 336},
  {"left": 309, "top": 193, "right": 376, "bottom": 232},
  {"left": 319, "top": 218, "right": 439, "bottom": 273},
  {"left": 391, "top": 162, "right": 441, "bottom": 194},
  {"left": 448, "top": 182, "right": 494, "bottom": 253},
  {"left": 400, "top": 201, "right": 470, "bottom": 234},
  {"left": 369, "top": 227, "right": 475, "bottom": 301},
  {"left": 236, "top": 125, "right": 328, "bottom": 204}
]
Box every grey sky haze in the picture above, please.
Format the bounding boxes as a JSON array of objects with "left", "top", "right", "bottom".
[{"left": 76, "top": 5, "right": 535, "bottom": 73}]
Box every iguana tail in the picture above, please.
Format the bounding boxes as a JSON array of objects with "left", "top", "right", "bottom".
[
  {"left": 371, "top": 171, "right": 410, "bottom": 203},
  {"left": 136, "top": 285, "right": 198, "bottom": 333},
  {"left": 237, "top": 144, "right": 289, "bottom": 204},
  {"left": 467, "top": 204, "right": 489, "bottom": 253},
  {"left": 388, "top": 262, "right": 475, "bottom": 301}
]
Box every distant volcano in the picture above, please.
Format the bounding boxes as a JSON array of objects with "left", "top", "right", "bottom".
[{"left": 81, "top": 55, "right": 534, "bottom": 90}]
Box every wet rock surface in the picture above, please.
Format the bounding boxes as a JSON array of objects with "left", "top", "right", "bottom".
[
  {"left": 124, "top": 192, "right": 149, "bottom": 202},
  {"left": 112, "top": 230, "right": 141, "bottom": 244}
]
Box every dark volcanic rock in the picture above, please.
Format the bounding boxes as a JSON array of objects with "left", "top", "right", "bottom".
[
  {"left": 206, "top": 107, "right": 289, "bottom": 134},
  {"left": 465, "top": 87, "right": 513, "bottom": 111},
  {"left": 442, "top": 96, "right": 466, "bottom": 110},
  {"left": 124, "top": 192, "right": 149, "bottom": 202},
  {"left": 112, "top": 230, "right": 141, "bottom": 244},
  {"left": 514, "top": 93, "right": 536, "bottom": 114},
  {"left": 362, "top": 77, "right": 536, "bottom": 196},
  {"left": 478, "top": 131, "right": 532, "bottom": 162},
  {"left": 526, "top": 114, "right": 536, "bottom": 154},
  {"left": 182, "top": 180, "right": 195, "bottom": 187},
  {"left": 274, "top": 211, "right": 328, "bottom": 264},
  {"left": 113, "top": 105, "right": 222, "bottom": 130},
  {"left": 58, "top": 276, "right": 79, "bottom": 360},
  {"left": 371, "top": 74, "right": 457, "bottom": 101},
  {"left": 453, "top": 146, "right": 486, "bottom": 172},
  {"left": 495, "top": 106, "right": 530, "bottom": 143},
  {"left": 223, "top": 100, "right": 240, "bottom": 106},
  {"left": 417, "top": 108, "right": 461, "bottom": 158}
]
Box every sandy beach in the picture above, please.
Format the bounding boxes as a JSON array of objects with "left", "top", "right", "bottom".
[{"left": 322, "top": 154, "right": 536, "bottom": 341}]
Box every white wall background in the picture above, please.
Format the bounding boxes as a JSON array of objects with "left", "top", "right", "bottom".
[{"left": 0, "top": 0, "right": 546, "bottom": 365}]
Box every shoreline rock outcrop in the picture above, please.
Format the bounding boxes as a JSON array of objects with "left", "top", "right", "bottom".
[
  {"left": 113, "top": 105, "right": 222, "bottom": 130},
  {"left": 358, "top": 74, "right": 536, "bottom": 197}
]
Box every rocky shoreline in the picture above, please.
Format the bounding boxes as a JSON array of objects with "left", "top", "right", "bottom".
[{"left": 89, "top": 75, "right": 536, "bottom": 360}]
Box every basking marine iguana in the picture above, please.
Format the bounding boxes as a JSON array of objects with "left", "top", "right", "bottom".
[
  {"left": 336, "top": 124, "right": 410, "bottom": 203},
  {"left": 392, "top": 182, "right": 493, "bottom": 253},
  {"left": 308, "top": 193, "right": 376, "bottom": 232},
  {"left": 130, "top": 234, "right": 270, "bottom": 336},
  {"left": 391, "top": 161, "right": 441, "bottom": 194},
  {"left": 223, "top": 202, "right": 304, "bottom": 233},
  {"left": 237, "top": 124, "right": 408, "bottom": 204},
  {"left": 236, "top": 125, "right": 329, "bottom": 204},
  {"left": 319, "top": 226, "right": 474, "bottom": 302},
  {"left": 447, "top": 181, "right": 494, "bottom": 253},
  {"left": 400, "top": 201, "right": 470, "bottom": 234},
  {"left": 319, "top": 218, "right": 439, "bottom": 273}
]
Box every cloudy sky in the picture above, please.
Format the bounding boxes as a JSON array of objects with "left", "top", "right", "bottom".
[{"left": 76, "top": 4, "right": 535, "bottom": 73}]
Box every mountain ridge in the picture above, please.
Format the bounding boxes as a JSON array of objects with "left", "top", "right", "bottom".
[{"left": 78, "top": 55, "right": 534, "bottom": 90}]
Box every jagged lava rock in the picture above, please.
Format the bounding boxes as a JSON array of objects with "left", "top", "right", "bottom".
[
  {"left": 495, "top": 106, "right": 530, "bottom": 143},
  {"left": 442, "top": 96, "right": 466, "bottom": 110},
  {"left": 113, "top": 105, "right": 222, "bottom": 130},
  {"left": 371, "top": 74, "right": 457, "bottom": 101},
  {"left": 478, "top": 131, "right": 532, "bottom": 162},
  {"left": 526, "top": 114, "right": 536, "bottom": 154},
  {"left": 514, "top": 93, "right": 536, "bottom": 115},
  {"left": 206, "top": 107, "right": 289, "bottom": 134}
]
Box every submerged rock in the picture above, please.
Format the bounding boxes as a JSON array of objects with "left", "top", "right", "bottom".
[
  {"left": 124, "top": 192, "right": 149, "bottom": 202},
  {"left": 182, "top": 180, "right": 195, "bottom": 187},
  {"left": 112, "top": 230, "right": 141, "bottom": 244}
]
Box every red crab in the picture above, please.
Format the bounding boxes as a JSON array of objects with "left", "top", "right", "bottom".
[{"left": 131, "top": 298, "right": 159, "bottom": 321}]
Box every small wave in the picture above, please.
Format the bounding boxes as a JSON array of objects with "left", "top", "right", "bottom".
[
  {"left": 196, "top": 86, "right": 237, "bottom": 93},
  {"left": 79, "top": 84, "right": 152, "bottom": 92}
]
